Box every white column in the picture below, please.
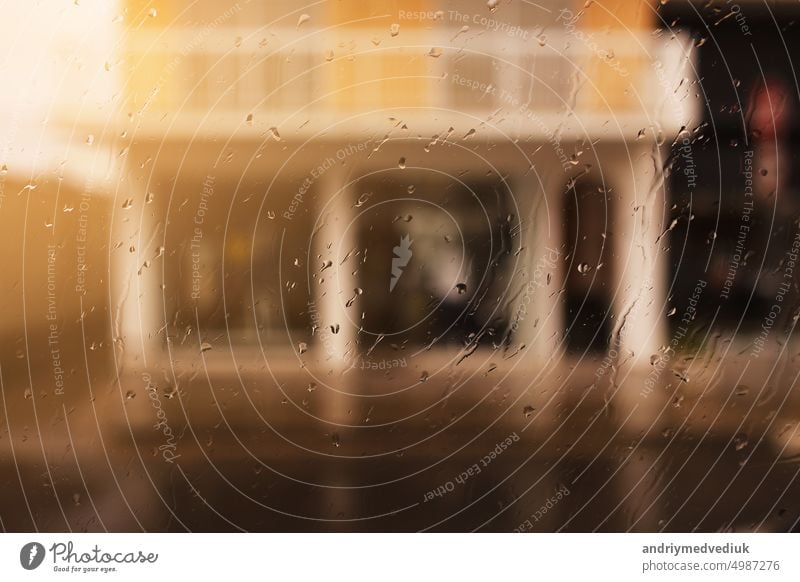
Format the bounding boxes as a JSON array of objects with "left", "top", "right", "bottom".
[
  {"left": 312, "top": 167, "right": 358, "bottom": 373},
  {"left": 111, "top": 168, "right": 162, "bottom": 374},
  {"left": 610, "top": 144, "right": 667, "bottom": 365},
  {"left": 311, "top": 167, "right": 358, "bottom": 528},
  {"left": 511, "top": 171, "right": 564, "bottom": 366},
  {"left": 609, "top": 144, "right": 669, "bottom": 435},
  {"left": 506, "top": 169, "right": 566, "bottom": 432}
]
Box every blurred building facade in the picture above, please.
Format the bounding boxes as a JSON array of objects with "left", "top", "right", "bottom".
[
  {"left": 9, "top": 0, "right": 800, "bottom": 534},
  {"left": 106, "top": 0, "right": 696, "bottom": 378}
]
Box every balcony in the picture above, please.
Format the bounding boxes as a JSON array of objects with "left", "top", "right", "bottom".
[{"left": 69, "top": 25, "right": 700, "bottom": 141}]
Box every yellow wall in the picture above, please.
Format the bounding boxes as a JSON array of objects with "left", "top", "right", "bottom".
[{"left": 579, "top": 0, "right": 655, "bottom": 112}]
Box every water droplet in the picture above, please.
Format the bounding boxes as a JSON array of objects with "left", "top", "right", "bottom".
[
  {"left": 398, "top": 157, "right": 406, "bottom": 169},
  {"left": 734, "top": 433, "right": 749, "bottom": 451},
  {"left": 85, "top": 134, "right": 94, "bottom": 145},
  {"left": 354, "top": 192, "right": 372, "bottom": 208},
  {"left": 125, "top": 390, "right": 136, "bottom": 400},
  {"left": 455, "top": 283, "right": 467, "bottom": 295},
  {"left": 246, "top": 113, "right": 254, "bottom": 125},
  {"left": 331, "top": 433, "right": 341, "bottom": 447},
  {"left": 735, "top": 385, "right": 750, "bottom": 396},
  {"left": 307, "top": 382, "right": 316, "bottom": 392},
  {"left": 577, "top": 263, "right": 591, "bottom": 274},
  {"left": 200, "top": 342, "right": 212, "bottom": 353},
  {"left": 419, "top": 371, "right": 429, "bottom": 382},
  {"left": 523, "top": 405, "right": 535, "bottom": 418},
  {"left": 299, "top": 342, "right": 308, "bottom": 355},
  {"left": 266, "top": 210, "right": 275, "bottom": 220},
  {"left": 428, "top": 47, "right": 443, "bottom": 58},
  {"left": 390, "top": 23, "right": 400, "bottom": 36},
  {"left": 121, "top": 198, "right": 133, "bottom": 210},
  {"left": 297, "top": 14, "right": 310, "bottom": 27}
]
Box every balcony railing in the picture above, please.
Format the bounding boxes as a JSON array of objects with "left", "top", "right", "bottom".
[{"left": 58, "top": 26, "right": 698, "bottom": 140}]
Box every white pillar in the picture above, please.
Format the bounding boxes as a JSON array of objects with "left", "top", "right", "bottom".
[
  {"left": 506, "top": 169, "right": 566, "bottom": 431},
  {"left": 610, "top": 144, "right": 667, "bottom": 365},
  {"left": 609, "top": 144, "right": 668, "bottom": 434},
  {"left": 111, "top": 169, "right": 162, "bottom": 374},
  {"left": 311, "top": 167, "right": 358, "bottom": 527},
  {"left": 311, "top": 168, "right": 358, "bottom": 373},
  {"left": 511, "top": 171, "right": 564, "bottom": 365}
]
